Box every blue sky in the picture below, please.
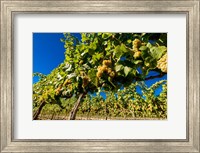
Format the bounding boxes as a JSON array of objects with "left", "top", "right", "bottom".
[
  {"left": 33, "top": 33, "right": 65, "bottom": 83},
  {"left": 33, "top": 33, "right": 167, "bottom": 97}
]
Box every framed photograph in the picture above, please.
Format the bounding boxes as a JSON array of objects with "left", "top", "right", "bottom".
[{"left": 0, "top": 0, "right": 199, "bottom": 152}]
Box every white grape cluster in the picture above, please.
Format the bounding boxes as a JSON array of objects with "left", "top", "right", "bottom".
[
  {"left": 96, "top": 60, "right": 115, "bottom": 78},
  {"left": 157, "top": 54, "right": 167, "bottom": 73},
  {"left": 132, "top": 39, "right": 142, "bottom": 59}
]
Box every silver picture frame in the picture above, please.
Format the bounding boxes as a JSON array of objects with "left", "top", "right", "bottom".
[{"left": 0, "top": 0, "right": 199, "bottom": 152}]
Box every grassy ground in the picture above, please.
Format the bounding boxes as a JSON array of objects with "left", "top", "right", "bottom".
[{"left": 37, "top": 114, "right": 167, "bottom": 120}]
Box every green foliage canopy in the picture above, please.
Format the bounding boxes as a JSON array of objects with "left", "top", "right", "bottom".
[{"left": 33, "top": 33, "right": 167, "bottom": 119}]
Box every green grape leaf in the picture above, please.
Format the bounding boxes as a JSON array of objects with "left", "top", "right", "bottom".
[
  {"left": 92, "top": 52, "right": 103, "bottom": 62},
  {"left": 150, "top": 46, "right": 167, "bottom": 60},
  {"left": 139, "top": 46, "right": 147, "bottom": 51},
  {"left": 88, "top": 69, "right": 97, "bottom": 85},
  {"left": 102, "top": 33, "right": 112, "bottom": 39},
  {"left": 115, "top": 64, "right": 124, "bottom": 72},
  {"left": 90, "top": 42, "right": 97, "bottom": 50},
  {"left": 141, "top": 49, "right": 151, "bottom": 60},
  {"left": 124, "top": 66, "right": 132, "bottom": 77},
  {"left": 120, "top": 44, "right": 129, "bottom": 53},
  {"left": 67, "top": 73, "right": 76, "bottom": 79},
  {"left": 133, "top": 60, "right": 143, "bottom": 65}
]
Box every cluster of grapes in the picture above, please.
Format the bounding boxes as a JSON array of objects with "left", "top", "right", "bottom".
[
  {"left": 157, "top": 54, "right": 167, "bottom": 73},
  {"left": 54, "top": 79, "right": 73, "bottom": 96},
  {"left": 55, "top": 86, "right": 62, "bottom": 96},
  {"left": 39, "top": 91, "right": 49, "bottom": 102},
  {"left": 132, "top": 39, "right": 142, "bottom": 59},
  {"left": 63, "top": 79, "right": 72, "bottom": 86},
  {"left": 96, "top": 60, "right": 115, "bottom": 78}
]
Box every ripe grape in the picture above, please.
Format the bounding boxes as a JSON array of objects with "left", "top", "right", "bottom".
[
  {"left": 102, "top": 65, "right": 108, "bottom": 72},
  {"left": 109, "top": 71, "right": 115, "bottom": 78},
  {"left": 134, "top": 51, "right": 141, "bottom": 59},
  {"left": 132, "top": 38, "right": 141, "bottom": 51},
  {"left": 96, "top": 71, "right": 103, "bottom": 78},
  {"left": 103, "top": 60, "right": 112, "bottom": 66},
  {"left": 96, "top": 62, "right": 116, "bottom": 79}
]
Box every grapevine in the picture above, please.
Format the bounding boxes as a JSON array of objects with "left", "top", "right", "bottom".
[{"left": 33, "top": 33, "right": 167, "bottom": 120}]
